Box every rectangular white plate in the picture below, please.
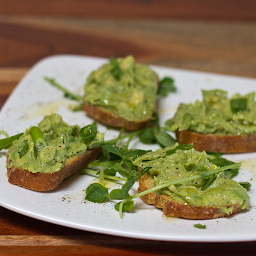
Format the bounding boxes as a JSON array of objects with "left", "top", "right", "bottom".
[{"left": 0, "top": 55, "right": 256, "bottom": 242}]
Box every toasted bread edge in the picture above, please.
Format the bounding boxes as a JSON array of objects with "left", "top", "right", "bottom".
[
  {"left": 138, "top": 173, "right": 241, "bottom": 220},
  {"left": 6, "top": 147, "right": 101, "bottom": 191}
]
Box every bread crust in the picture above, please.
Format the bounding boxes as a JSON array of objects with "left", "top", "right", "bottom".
[
  {"left": 83, "top": 102, "right": 150, "bottom": 131},
  {"left": 175, "top": 130, "right": 256, "bottom": 153},
  {"left": 173, "top": 103, "right": 256, "bottom": 153},
  {"left": 6, "top": 147, "right": 101, "bottom": 191},
  {"left": 138, "top": 173, "right": 241, "bottom": 219}
]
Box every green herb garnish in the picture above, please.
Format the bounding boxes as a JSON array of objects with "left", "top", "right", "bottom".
[
  {"left": 84, "top": 137, "right": 242, "bottom": 219},
  {"left": 0, "top": 133, "right": 23, "bottom": 151},
  {"left": 166, "top": 144, "right": 193, "bottom": 155},
  {"left": 30, "top": 126, "right": 47, "bottom": 150},
  {"left": 158, "top": 77, "right": 176, "bottom": 97},
  {"left": 85, "top": 183, "right": 108, "bottom": 203},
  {"left": 230, "top": 98, "right": 247, "bottom": 113},
  {"left": 139, "top": 128, "right": 156, "bottom": 144},
  {"left": 0, "top": 130, "right": 8, "bottom": 138},
  {"left": 109, "top": 171, "right": 137, "bottom": 200},
  {"left": 19, "top": 140, "right": 29, "bottom": 158},
  {"left": 239, "top": 182, "right": 251, "bottom": 190},
  {"left": 207, "top": 155, "right": 239, "bottom": 179},
  {"left": 44, "top": 77, "right": 83, "bottom": 102},
  {"left": 154, "top": 131, "right": 176, "bottom": 147},
  {"left": 110, "top": 57, "right": 122, "bottom": 79},
  {"left": 68, "top": 103, "right": 83, "bottom": 112},
  {"left": 194, "top": 224, "right": 206, "bottom": 229},
  {"left": 80, "top": 122, "right": 97, "bottom": 141}
]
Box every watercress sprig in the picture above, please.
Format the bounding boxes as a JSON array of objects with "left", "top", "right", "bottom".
[
  {"left": 44, "top": 77, "right": 83, "bottom": 102},
  {"left": 44, "top": 77, "right": 83, "bottom": 112}
]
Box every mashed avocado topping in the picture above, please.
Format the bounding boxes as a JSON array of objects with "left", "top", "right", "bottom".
[
  {"left": 7, "top": 114, "right": 104, "bottom": 174},
  {"left": 171, "top": 89, "right": 256, "bottom": 135},
  {"left": 84, "top": 55, "right": 158, "bottom": 121},
  {"left": 133, "top": 144, "right": 249, "bottom": 209}
]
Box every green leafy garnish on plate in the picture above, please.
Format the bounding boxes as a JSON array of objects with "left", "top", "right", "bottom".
[{"left": 194, "top": 224, "right": 206, "bottom": 229}]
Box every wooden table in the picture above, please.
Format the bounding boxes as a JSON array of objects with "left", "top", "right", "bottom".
[{"left": 1, "top": 1, "right": 256, "bottom": 254}]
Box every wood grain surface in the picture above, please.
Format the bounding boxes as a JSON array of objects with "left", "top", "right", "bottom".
[
  {"left": 1, "top": 1, "right": 256, "bottom": 255},
  {"left": 0, "top": 206, "right": 256, "bottom": 255},
  {"left": 0, "top": 0, "right": 256, "bottom": 20}
]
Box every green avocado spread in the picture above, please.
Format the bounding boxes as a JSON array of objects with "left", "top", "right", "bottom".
[
  {"left": 84, "top": 55, "right": 158, "bottom": 121},
  {"left": 7, "top": 114, "right": 104, "bottom": 174},
  {"left": 171, "top": 89, "right": 256, "bottom": 135},
  {"left": 133, "top": 144, "right": 249, "bottom": 209}
]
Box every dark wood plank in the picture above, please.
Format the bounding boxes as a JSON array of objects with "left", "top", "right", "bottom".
[
  {"left": 0, "top": 21, "right": 148, "bottom": 67},
  {"left": 0, "top": 68, "right": 27, "bottom": 108},
  {"left": 0, "top": 0, "right": 256, "bottom": 20},
  {"left": 0, "top": 18, "right": 256, "bottom": 79}
]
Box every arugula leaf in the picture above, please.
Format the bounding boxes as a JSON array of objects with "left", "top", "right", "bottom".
[
  {"left": 230, "top": 98, "right": 247, "bottom": 113},
  {"left": 85, "top": 183, "right": 108, "bottom": 203},
  {"left": 110, "top": 57, "right": 122, "bottom": 79},
  {"left": 80, "top": 122, "right": 97, "bottom": 141},
  {"left": 194, "top": 224, "right": 206, "bottom": 229},
  {"left": 155, "top": 131, "right": 176, "bottom": 147},
  {"left": 0, "top": 133, "right": 23, "bottom": 151},
  {"left": 158, "top": 77, "right": 176, "bottom": 97},
  {"left": 19, "top": 140, "right": 29, "bottom": 158}
]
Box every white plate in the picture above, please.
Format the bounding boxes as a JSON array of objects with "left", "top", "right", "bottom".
[{"left": 1, "top": 55, "right": 256, "bottom": 242}]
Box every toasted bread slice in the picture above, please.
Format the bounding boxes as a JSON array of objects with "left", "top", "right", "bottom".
[
  {"left": 83, "top": 102, "right": 151, "bottom": 131},
  {"left": 83, "top": 56, "right": 159, "bottom": 131},
  {"left": 175, "top": 130, "right": 256, "bottom": 153},
  {"left": 138, "top": 173, "right": 242, "bottom": 219},
  {"left": 6, "top": 147, "right": 101, "bottom": 191}
]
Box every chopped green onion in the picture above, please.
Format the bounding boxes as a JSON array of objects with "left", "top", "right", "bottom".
[
  {"left": 30, "top": 126, "right": 47, "bottom": 150},
  {"left": 0, "top": 133, "right": 23, "bottom": 151},
  {"left": 19, "top": 140, "right": 29, "bottom": 158},
  {"left": 80, "top": 123, "right": 97, "bottom": 141},
  {"left": 110, "top": 57, "right": 122, "bottom": 79}
]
